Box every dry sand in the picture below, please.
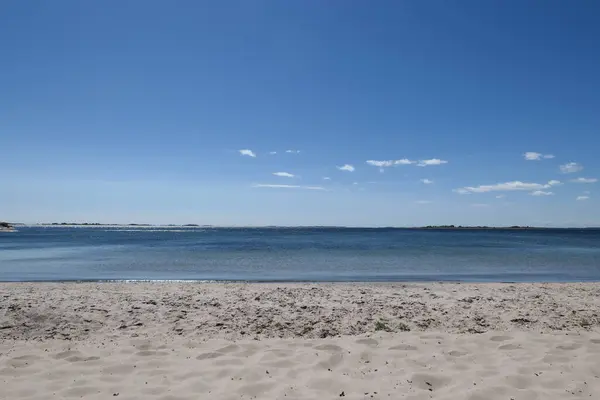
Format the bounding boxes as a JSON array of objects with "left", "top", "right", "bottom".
[{"left": 1, "top": 282, "right": 600, "bottom": 399}]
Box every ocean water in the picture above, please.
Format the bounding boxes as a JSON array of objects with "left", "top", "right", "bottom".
[{"left": 1, "top": 227, "right": 599, "bottom": 282}]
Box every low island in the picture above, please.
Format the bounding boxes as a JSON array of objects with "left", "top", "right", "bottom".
[{"left": 0, "top": 222, "right": 15, "bottom": 232}]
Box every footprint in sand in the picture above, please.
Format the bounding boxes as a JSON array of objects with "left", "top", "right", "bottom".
[
  {"left": 53, "top": 350, "right": 82, "bottom": 360},
  {"left": 590, "top": 339, "right": 600, "bottom": 344},
  {"left": 542, "top": 354, "right": 570, "bottom": 364},
  {"left": 263, "top": 359, "right": 295, "bottom": 369},
  {"left": 389, "top": 344, "right": 418, "bottom": 351},
  {"left": 499, "top": 343, "right": 521, "bottom": 350},
  {"left": 10, "top": 354, "right": 41, "bottom": 361},
  {"left": 65, "top": 355, "right": 100, "bottom": 362},
  {"left": 196, "top": 352, "right": 222, "bottom": 360},
  {"left": 237, "top": 349, "right": 258, "bottom": 357},
  {"left": 448, "top": 350, "right": 468, "bottom": 357},
  {"left": 355, "top": 338, "right": 379, "bottom": 347},
  {"left": 261, "top": 349, "right": 291, "bottom": 360},
  {"left": 135, "top": 350, "right": 169, "bottom": 357},
  {"left": 216, "top": 344, "right": 240, "bottom": 354},
  {"left": 315, "top": 344, "right": 344, "bottom": 352},
  {"left": 490, "top": 335, "right": 512, "bottom": 342},
  {"left": 7, "top": 355, "right": 41, "bottom": 368},
  {"left": 556, "top": 343, "right": 582, "bottom": 351},
  {"left": 102, "top": 364, "right": 136, "bottom": 375},
  {"left": 318, "top": 353, "right": 344, "bottom": 369},
  {"left": 131, "top": 341, "right": 153, "bottom": 351}
]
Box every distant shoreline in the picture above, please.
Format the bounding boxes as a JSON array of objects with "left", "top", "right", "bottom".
[
  {"left": 6, "top": 223, "right": 600, "bottom": 230},
  {"left": 0, "top": 222, "right": 15, "bottom": 232}
]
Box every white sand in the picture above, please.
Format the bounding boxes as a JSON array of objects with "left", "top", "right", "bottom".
[{"left": 1, "top": 283, "right": 600, "bottom": 399}]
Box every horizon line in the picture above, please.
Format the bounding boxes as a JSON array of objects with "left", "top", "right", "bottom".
[{"left": 4, "top": 222, "right": 600, "bottom": 229}]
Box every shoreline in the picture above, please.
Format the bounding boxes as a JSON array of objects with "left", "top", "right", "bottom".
[
  {"left": 2, "top": 282, "right": 599, "bottom": 341},
  {"left": 2, "top": 282, "right": 600, "bottom": 399}
]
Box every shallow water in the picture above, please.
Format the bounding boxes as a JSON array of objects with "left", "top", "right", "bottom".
[{"left": 1, "top": 227, "right": 599, "bottom": 282}]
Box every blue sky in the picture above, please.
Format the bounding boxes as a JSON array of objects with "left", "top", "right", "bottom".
[{"left": 1, "top": 1, "right": 599, "bottom": 226}]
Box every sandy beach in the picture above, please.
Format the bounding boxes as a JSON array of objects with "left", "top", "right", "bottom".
[{"left": 2, "top": 282, "right": 600, "bottom": 399}]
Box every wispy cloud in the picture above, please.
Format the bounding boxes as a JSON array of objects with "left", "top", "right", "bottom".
[
  {"left": 571, "top": 177, "right": 597, "bottom": 183},
  {"left": 366, "top": 158, "right": 445, "bottom": 170},
  {"left": 337, "top": 164, "right": 355, "bottom": 172},
  {"left": 453, "top": 188, "right": 471, "bottom": 195},
  {"left": 253, "top": 184, "right": 325, "bottom": 191},
  {"left": 530, "top": 190, "right": 554, "bottom": 196},
  {"left": 560, "top": 162, "right": 583, "bottom": 174},
  {"left": 417, "top": 159, "right": 448, "bottom": 167},
  {"left": 269, "top": 151, "right": 277, "bottom": 155},
  {"left": 323, "top": 177, "right": 331, "bottom": 180},
  {"left": 239, "top": 149, "right": 256, "bottom": 158},
  {"left": 496, "top": 194, "right": 506, "bottom": 199},
  {"left": 272, "top": 172, "right": 295, "bottom": 178},
  {"left": 577, "top": 196, "right": 590, "bottom": 201},
  {"left": 420, "top": 179, "right": 434, "bottom": 184},
  {"left": 524, "top": 152, "right": 554, "bottom": 161},
  {"left": 415, "top": 200, "right": 432, "bottom": 204},
  {"left": 455, "top": 180, "right": 561, "bottom": 194},
  {"left": 285, "top": 149, "right": 301, "bottom": 154},
  {"left": 366, "top": 160, "right": 393, "bottom": 168},
  {"left": 365, "top": 159, "right": 417, "bottom": 172}
]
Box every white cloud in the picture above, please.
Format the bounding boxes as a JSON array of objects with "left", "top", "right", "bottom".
[
  {"left": 269, "top": 151, "right": 277, "bottom": 155},
  {"left": 524, "top": 152, "right": 554, "bottom": 160},
  {"left": 253, "top": 184, "right": 325, "bottom": 191},
  {"left": 366, "top": 158, "right": 447, "bottom": 170},
  {"left": 272, "top": 172, "right": 295, "bottom": 178},
  {"left": 577, "top": 196, "right": 590, "bottom": 201},
  {"left": 352, "top": 182, "right": 359, "bottom": 185},
  {"left": 323, "top": 177, "right": 331, "bottom": 180},
  {"left": 560, "top": 162, "right": 583, "bottom": 174},
  {"left": 365, "top": 159, "right": 416, "bottom": 171},
  {"left": 285, "top": 149, "right": 301, "bottom": 154},
  {"left": 571, "top": 177, "right": 597, "bottom": 183},
  {"left": 415, "top": 200, "right": 432, "bottom": 204},
  {"left": 453, "top": 188, "right": 470, "bottom": 195},
  {"left": 366, "top": 160, "right": 394, "bottom": 168},
  {"left": 239, "top": 149, "right": 256, "bottom": 158},
  {"left": 455, "top": 180, "right": 561, "bottom": 194},
  {"left": 420, "top": 179, "right": 434, "bottom": 184},
  {"left": 337, "top": 164, "right": 355, "bottom": 172},
  {"left": 530, "top": 190, "right": 554, "bottom": 196},
  {"left": 417, "top": 159, "right": 448, "bottom": 167}
]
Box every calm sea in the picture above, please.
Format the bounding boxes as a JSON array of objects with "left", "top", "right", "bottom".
[{"left": 1, "top": 227, "right": 599, "bottom": 282}]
